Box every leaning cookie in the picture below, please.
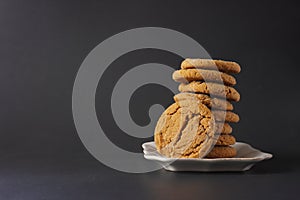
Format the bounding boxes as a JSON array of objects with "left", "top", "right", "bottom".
[
  {"left": 173, "top": 93, "right": 233, "bottom": 111},
  {"left": 205, "top": 146, "right": 237, "bottom": 158},
  {"left": 154, "top": 102, "right": 216, "bottom": 158},
  {"left": 172, "top": 69, "right": 236, "bottom": 86},
  {"left": 181, "top": 58, "right": 241, "bottom": 74},
  {"left": 178, "top": 81, "right": 240, "bottom": 102}
]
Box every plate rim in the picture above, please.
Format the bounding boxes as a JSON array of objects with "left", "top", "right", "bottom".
[{"left": 142, "top": 141, "right": 273, "bottom": 162}]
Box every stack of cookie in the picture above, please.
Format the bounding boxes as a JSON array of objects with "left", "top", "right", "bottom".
[{"left": 154, "top": 58, "right": 241, "bottom": 158}]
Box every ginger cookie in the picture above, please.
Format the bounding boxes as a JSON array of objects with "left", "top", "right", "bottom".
[
  {"left": 173, "top": 93, "right": 233, "bottom": 111},
  {"left": 172, "top": 69, "right": 236, "bottom": 86},
  {"left": 154, "top": 102, "right": 216, "bottom": 158},
  {"left": 212, "top": 110, "right": 240, "bottom": 123},
  {"left": 178, "top": 81, "right": 240, "bottom": 102},
  {"left": 215, "top": 135, "right": 236, "bottom": 146},
  {"left": 215, "top": 123, "right": 232, "bottom": 134},
  {"left": 205, "top": 146, "right": 237, "bottom": 158},
  {"left": 181, "top": 58, "right": 241, "bottom": 74}
]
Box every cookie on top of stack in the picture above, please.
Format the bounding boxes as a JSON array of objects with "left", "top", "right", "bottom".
[{"left": 154, "top": 58, "right": 241, "bottom": 158}]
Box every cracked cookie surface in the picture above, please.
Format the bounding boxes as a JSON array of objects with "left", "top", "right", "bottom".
[
  {"left": 215, "top": 123, "right": 232, "bottom": 134},
  {"left": 181, "top": 58, "right": 241, "bottom": 74},
  {"left": 212, "top": 110, "right": 240, "bottom": 123},
  {"left": 173, "top": 69, "right": 236, "bottom": 86},
  {"left": 174, "top": 93, "right": 233, "bottom": 111},
  {"left": 206, "top": 146, "right": 237, "bottom": 158},
  {"left": 178, "top": 81, "right": 240, "bottom": 102},
  {"left": 215, "top": 135, "right": 236, "bottom": 145},
  {"left": 154, "top": 102, "right": 216, "bottom": 158}
]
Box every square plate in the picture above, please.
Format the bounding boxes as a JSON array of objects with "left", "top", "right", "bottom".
[{"left": 142, "top": 142, "right": 272, "bottom": 172}]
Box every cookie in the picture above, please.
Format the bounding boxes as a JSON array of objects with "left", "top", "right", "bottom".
[
  {"left": 172, "top": 69, "right": 236, "bottom": 86},
  {"left": 205, "top": 146, "right": 237, "bottom": 158},
  {"left": 181, "top": 58, "right": 241, "bottom": 74},
  {"left": 154, "top": 102, "right": 216, "bottom": 158},
  {"left": 215, "top": 123, "right": 232, "bottom": 134},
  {"left": 215, "top": 135, "right": 236, "bottom": 146},
  {"left": 173, "top": 93, "right": 233, "bottom": 111},
  {"left": 212, "top": 110, "right": 240, "bottom": 123},
  {"left": 178, "top": 81, "right": 240, "bottom": 102}
]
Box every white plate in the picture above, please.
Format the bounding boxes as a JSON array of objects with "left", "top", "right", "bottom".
[{"left": 142, "top": 142, "right": 273, "bottom": 172}]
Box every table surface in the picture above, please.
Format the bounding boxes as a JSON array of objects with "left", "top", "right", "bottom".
[{"left": 1, "top": 153, "right": 299, "bottom": 200}]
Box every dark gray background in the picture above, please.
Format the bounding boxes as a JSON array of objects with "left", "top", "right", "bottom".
[{"left": 1, "top": 0, "right": 300, "bottom": 199}]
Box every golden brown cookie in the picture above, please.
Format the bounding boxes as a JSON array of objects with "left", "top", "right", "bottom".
[
  {"left": 215, "top": 123, "right": 232, "bottom": 134},
  {"left": 173, "top": 93, "right": 233, "bottom": 111},
  {"left": 215, "top": 135, "right": 236, "bottom": 146},
  {"left": 172, "top": 69, "right": 236, "bottom": 86},
  {"left": 181, "top": 58, "right": 241, "bottom": 74},
  {"left": 178, "top": 81, "right": 240, "bottom": 102},
  {"left": 205, "top": 146, "right": 237, "bottom": 158},
  {"left": 212, "top": 110, "right": 240, "bottom": 123},
  {"left": 154, "top": 102, "right": 216, "bottom": 158}
]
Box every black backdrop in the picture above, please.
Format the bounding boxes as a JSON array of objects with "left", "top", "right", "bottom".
[{"left": 1, "top": 0, "right": 300, "bottom": 199}]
